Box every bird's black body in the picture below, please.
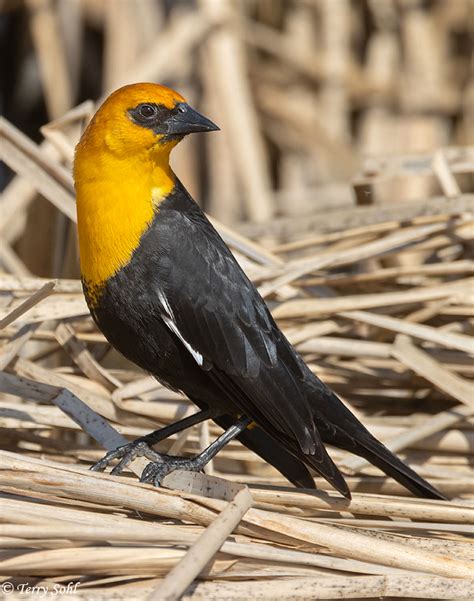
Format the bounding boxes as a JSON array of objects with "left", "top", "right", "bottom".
[{"left": 87, "top": 179, "right": 444, "bottom": 499}]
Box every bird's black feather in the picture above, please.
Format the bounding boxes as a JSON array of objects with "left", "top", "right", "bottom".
[{"left": 90, "top": 179, "right": 444, "bottom": 500}]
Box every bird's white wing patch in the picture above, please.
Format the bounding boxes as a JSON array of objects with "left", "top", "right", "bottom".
[
  {"left": 161, "top": 314, "right": 204, "bottom": 366},
  {"left": 158, "top": 290, "right": 204, "bottom": 367}
]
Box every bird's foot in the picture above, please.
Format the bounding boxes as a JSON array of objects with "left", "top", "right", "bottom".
[
  {"left": 140, "top": 454, "right": 207, "bottom": 487},
  {"left": 90, "top": 439, "right": 164, "bottom": 476},
  {"left": 91, "top": 417, "right": 250, "bottom": 485},
  {"left": 90, "top": 440, "right": 206, "bottom": 486}
]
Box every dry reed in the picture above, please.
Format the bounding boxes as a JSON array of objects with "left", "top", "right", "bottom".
[{"left": 1, "top": 1, "right": 473, "bottom": 599}]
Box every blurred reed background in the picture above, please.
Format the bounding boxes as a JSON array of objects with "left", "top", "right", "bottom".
[{"left": 0, "top": 0, "right": 473, "bottom": 277}]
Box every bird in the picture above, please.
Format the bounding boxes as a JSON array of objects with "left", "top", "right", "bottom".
[{"left": 73, "top": 82, "right": 444, "bottom": 500}]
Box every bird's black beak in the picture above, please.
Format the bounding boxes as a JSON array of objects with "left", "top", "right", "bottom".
[{"left": 164, "top": 103, "right": 220, "bottom": 136}]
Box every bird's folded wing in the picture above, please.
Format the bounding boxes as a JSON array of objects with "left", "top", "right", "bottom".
[{"left": 154, "top": 207, "right": 320, "bottom": 456}]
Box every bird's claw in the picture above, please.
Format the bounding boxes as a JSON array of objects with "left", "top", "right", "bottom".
[
  {"left": 90, "top": 440, "right": 164, "bottom": 476},
  {"left": 140, "top": 455, "right": 205, "bottom": 487},
  {"left": 91, "top": 440, "right": 206, "bottom": 486}
]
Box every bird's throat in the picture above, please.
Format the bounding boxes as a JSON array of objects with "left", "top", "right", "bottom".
[{"left": 76, "top": 152, "right": 174, "bottom": 307}]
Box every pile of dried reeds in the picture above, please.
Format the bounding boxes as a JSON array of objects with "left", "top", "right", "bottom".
[
  {"left": 1, "top": 0, "right": 474, "bottom": 599},
  {"left": 1, "top": 113, "right": 474, "bottom": 597}
]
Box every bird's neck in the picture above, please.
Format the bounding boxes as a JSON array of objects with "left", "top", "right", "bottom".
[{"left": 75, "top": 148, "right": 175, "bottom": 301}]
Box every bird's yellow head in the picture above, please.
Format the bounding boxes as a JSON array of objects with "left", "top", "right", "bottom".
[
  {"left": 75, "top": 82, "right": 218, "bottom": 162},
  {"left": 74, "top": 83, "right": 219, "bottom": 302}
]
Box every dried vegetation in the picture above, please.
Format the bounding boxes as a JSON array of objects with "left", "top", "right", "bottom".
[{"left": 0, "top": 0, "right": 473, "bottom": 599}]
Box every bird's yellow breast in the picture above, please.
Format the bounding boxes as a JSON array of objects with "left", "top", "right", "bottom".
[{"left": 75, "top": 148, "right": 174, "bottom": 306}]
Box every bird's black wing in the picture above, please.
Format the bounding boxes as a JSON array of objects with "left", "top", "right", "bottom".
[
  {"left": 142, "top": 186, "right": 443, "bottom": 500},
  {"left": 150, "top": 189, "right": 347, "bottom": 494},
  {"left": 154, "top": 200, "right": 313, "bottom": 447}
]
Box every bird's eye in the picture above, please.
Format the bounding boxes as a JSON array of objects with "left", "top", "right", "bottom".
[
  {"left": 128, "top": 102, "right": 170, "bottom": 129},
  {"left": 176, "top": 104, "right": 187, "bottom": 114},
  {"left": 137, "top": 103, "right": 157, "bottom": 120}
]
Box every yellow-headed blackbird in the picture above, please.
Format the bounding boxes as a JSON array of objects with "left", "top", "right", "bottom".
[{"left": 74, "top": 83, "right": 444, "bottom": 499}]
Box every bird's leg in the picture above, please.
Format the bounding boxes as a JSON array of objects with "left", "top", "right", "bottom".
[
  {"left": 140, "top": 416, "right": 252, "bottom": 486},
  {"left": 90, "top": 408, "right": 219, "bottom": 475}
]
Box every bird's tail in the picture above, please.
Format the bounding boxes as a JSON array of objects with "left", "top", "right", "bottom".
[
  {"left": 346, "top": 433, "right": 446, "bottom": 500},
  {"left": 310, "top": 388, "right": 446, "bottom": 500}
]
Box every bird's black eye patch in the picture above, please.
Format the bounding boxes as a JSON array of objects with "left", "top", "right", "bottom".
[{"left": 128, "top": 102, "right": 171, "bottom": 129}]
